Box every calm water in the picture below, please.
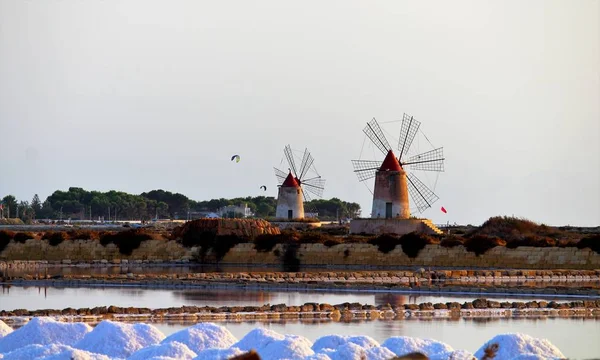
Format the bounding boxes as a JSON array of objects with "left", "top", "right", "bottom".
[{"left": 1, "top": 285, "right": 596, "bottom": 311}]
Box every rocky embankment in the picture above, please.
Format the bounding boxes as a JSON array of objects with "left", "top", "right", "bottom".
[
  {"left": 2, "top": 298, "right": 600, "bottom": 324},
  {"left": 2, "top": 268, "right": 600, "bottom": 296}
]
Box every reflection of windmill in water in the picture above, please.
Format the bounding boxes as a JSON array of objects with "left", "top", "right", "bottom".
[
  {"left": 350, "top": 115, "right": 445, "bottom": 234},
  {"left": 274, "top": 145, "right": 325, "bottom": 220}
]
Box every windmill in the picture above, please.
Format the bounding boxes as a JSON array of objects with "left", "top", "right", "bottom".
[
  {"left": 274, "top": 145, "right": 325, "bottom": 220},
  {"left": 351, "top": 114, "right": 444, "bottom": 219}
]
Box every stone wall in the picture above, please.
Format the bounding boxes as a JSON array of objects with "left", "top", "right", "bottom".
[
  {"left": 0, "top": 240, "right": 598, "bottom": 269},
  {"left": 221, "top": 243, "right": 600, "bottom": 270},
  {"left": 0, "top": 240, "right": 191, "bottom": 262}
]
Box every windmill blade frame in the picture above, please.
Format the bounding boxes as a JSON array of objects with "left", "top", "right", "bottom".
[
  {"left": 402, "top": 147, "right": 445, "bottom": 172},
  {"left": 406, "top": 172, "right": 439, "bottom": 213},
  {"left": 351, "top": 160, "right": 380, "bottom": 182},
  {"left": 397, "top": 113, "right": 421, "bottom": 162},
  {"left": 363, "top": 118, "right": 392, "bottom": 156},
  {"left": 284, "top": 144, "right": 299, "bottom": 178},
  {"left": 298, "top": 148, "right": 315, "bottom": 181},
  {"left": 302, "top": 178, "right": 325, "bottom": 198},
  {"left": 274, "top": 167, "right": 288, "bottom": 185}
]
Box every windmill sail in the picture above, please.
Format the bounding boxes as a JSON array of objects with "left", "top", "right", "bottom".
[
  {"left": 402, "top": 147, "right": 445, "bottom": 172},
  {"left": 274, "top": 167, "right": 289, "bottom": 185},
  {"left": 397, "top": 113, "right": 421, "bottom": 161},
  {"left": 351, "top": 160, "right": 381, "bottom": 182},
  {"left": 406, "top": 172, "right": 439, "bottom": 213},
  {"left": 363, "top": 118, "right": 392, "bottom": 156},
  {"left": 284, "top": 144, "right": 298, "bottom": 177}
]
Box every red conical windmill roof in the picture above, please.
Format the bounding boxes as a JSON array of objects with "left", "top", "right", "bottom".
[
  {"left": 282, "top": 172, "right": 300, "bottom": 187},
  {"left": 380, "top": 150, "right": 402, "bottom": 171}
]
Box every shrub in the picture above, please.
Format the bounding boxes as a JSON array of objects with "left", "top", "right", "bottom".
[
  {"left": 399, "top": 232, "right": 439, "bottom": 258},
  {"left": 368, "top": 234, "right": 401, "bottom": 254},
  {"left": 13, "top": 232, "right": 34, "bottom": 243},
  {"left": 367, "top": 232, "right": 436, "bottom": 258},
  {"left": 0, "top": 230, "right": 15, "bottom": 242},
  {"left": 67, "top": 229, "right": 98, "bottom": 240},
  {"left": 0, "top": 230, "right": 14, "bottom": 253},
  {"left": 43, "top": 232, "right": 68, "bottom": 246},
  {"left": 506, "top": 235, "right": 556, "bottom": 249},
  {"left": 323, "top": 238, "right": 343, "bottom": 247},
  {"left": 281, "top": 243, "right": 300, "bottom": 272},
  {"left": 100, "top": 229, "right": 153, "bottom": 256},
  {"left": 211, "top": 235, "right": 244, "bottom": 261},
  {"left": 254, "top": 234, "right": 288, "bottom": 252},
  {"left": 463, "top": 235, "right": 506, "bottom": 256},
  {"left": 440, "top": 236, "right": 464, "bottom": 248},
  {"left": 577, "top": 234, "right": 600, "bottom": 254}
]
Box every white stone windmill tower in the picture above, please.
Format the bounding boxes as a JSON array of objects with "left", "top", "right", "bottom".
[
  {"left": 274, "top": 145, "right": 325, "bottom": 220},
  {"left": 350, "top": 115, "right": 444, "bottom": 234}
]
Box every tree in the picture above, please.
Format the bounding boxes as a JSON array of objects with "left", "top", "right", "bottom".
[
  {"left": 31, "top": 194, "right": 42, "bottom": 215},
  {"left": 1, "top": 195, "right": 17, "bottom": 218}
]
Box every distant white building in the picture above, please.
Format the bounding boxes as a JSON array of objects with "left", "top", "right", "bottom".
[{"left": 219, "top": 203, "right": 253, "bottom": 218}]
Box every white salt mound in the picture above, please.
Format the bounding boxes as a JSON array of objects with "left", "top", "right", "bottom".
[
  {"left": 382, "top": 336, "right": 454, "bottom": 357},
  {"left": 127, "top": 341, "right": 196, "bottom": 360},
  {"left": 430, "top": 349, "right": 476, "bottom": 360},
  {"left": 233, "top": 327, "right": 286, "bottom": 352},
  {"left": 192, "top": 347, "right": 245, "bottom": 360},
  {"left": 74, "top": 320, "right": 165, "bottom": 358},
  {"left": 304, "top": 354, "right": 332, "bottom": 360},
  {"left": 1, "top": 344, "right": 73, "bottom": 360},
  {"left": 312, "top": 335, "right": 380, "bottom": 352},
  {"left": 160, "top": 322, "right": 236, "bottom": 353},
  {"left": 0, "top": 321, "right": 12, "bottom": 338},
  {"left": 0, "top": 318, "right": 92, "bottom": 354},
  {"left": 44, "top": 347, "right": 111, "bottom": 360},
  {"left": 474, "top": 333, "right": 565, "bottom": 360},
  {"left": 321, "top": 342, "right": 395, "bottom": 360},
  {"left": 260, "top": 335, "right": 315, "bottom": 360}
]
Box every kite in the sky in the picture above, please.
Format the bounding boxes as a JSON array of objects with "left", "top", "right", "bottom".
[
  {"left": 260, "top": 185, "right": 267, "bottom": 191},
  {"left": 441, "top": 206, "right": 447, "bottom": 214},
  {"left": 231, "top": 154, "right": 240, "bottom": 163}
]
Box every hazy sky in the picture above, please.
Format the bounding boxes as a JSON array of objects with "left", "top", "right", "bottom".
[{"left": 1, "top": 1, "right": 598, "bottom": 226}]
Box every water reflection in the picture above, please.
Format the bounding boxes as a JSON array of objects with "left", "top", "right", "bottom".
[
  {"left": 1, "top": 286, "right": 598, "bottom": 313},
  {"left": 175, "top": 290, "right": 273, "bottom": 303}
]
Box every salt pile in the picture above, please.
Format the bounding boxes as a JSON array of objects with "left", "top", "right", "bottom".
[
  {"left": 128, "top": 341, "right": 197, "bottom": 360},
  {"left": 160, "top": 322, "right": 237, "bottom": 353},
  {"left": 0, "top": 318, "right": 91, "bottom": 354},
  {"left": 312, "top": 334, "right": 379, "bottom": 352},
  {"left": 382, "top": 336, "right": 455, "bottom": 357},
  {"left": 43, "top": 347, "right": 110, "bottom": 360},
  {"left": 1, "top": 344, "right": 74, "bottom": 360},
  {"left": 192, "top": 347, "right": 245, "bottom": 360},
  {"left": 234, "top": 328, "right": 314, "bottom": 360},
  {"left": 474, "top": 333, "right": 565, "bottom": 360},
  {"left": 74, "top": 320, "right": 165, "bottom": 358},
  {"left": 0, "top": 319, "right": 567, "bottom": 360},
  {"left": 0, "top": 321, "right": 12, "bottom": 338}
]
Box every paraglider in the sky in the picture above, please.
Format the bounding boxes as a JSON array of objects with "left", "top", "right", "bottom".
[
  {"left": 441, "top": 206, "right": 447, "bottom": 214},
  {"left": 231, "top": 154, "right": 240, "bottom": 163},
  {"left": 260, "top": 185, "right": 267, "bottom": 191}
]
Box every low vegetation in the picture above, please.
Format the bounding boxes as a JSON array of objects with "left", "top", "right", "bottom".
[
  {"left": 99, "top": 229, "right": 154, "bottom": 256},
  {"left": 463, "top": 235, "right": 507, "bottom": 256},
  {"left": 13, "top": 232, "right": 34, "bottom": 243},
  {"left": 42, "top": 231, "right": 68, "bottom": 246}
]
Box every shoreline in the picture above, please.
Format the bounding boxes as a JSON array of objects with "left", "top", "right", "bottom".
[
  {"left": 3, "top": 268, "right": 600, "bottom": 297},
  {"left": 2, "top": 299, "right": 600, "bottom": 325}
]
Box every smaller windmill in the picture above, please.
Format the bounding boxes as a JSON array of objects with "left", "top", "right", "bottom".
[
  {"left": 274, "top": 145, "right": 325, "bottom": 219},
  {"left": 352, "top": 115, "right": 444, "bottom": 218}
]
